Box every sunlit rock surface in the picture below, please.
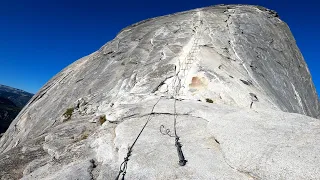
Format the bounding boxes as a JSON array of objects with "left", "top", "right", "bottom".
[{"left": 0, "top": 4, "right": 319, "bottom": 180}]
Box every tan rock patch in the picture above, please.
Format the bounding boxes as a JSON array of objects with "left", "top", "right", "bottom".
[{"left": 189, "top": 76, "right": 208, "bottom": 90}]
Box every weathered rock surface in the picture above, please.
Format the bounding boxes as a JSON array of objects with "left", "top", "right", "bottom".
[{"left": 0, "top": 4, "right": 319, "bottom": 180}]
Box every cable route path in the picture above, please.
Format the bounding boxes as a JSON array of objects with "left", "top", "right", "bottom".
[{"left": 116, "top": 10, "right": 203, "bottom": 180}]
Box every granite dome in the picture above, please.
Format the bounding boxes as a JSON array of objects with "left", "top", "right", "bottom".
[{"left": 0, "top": 4, "right": 319, "bottom": 180}]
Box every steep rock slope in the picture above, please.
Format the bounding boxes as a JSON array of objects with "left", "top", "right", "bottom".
[{"left": 0, "top": 5, "right": 319, "bottom": 180}]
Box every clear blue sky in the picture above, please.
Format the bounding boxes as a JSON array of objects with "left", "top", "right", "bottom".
[{"left": 0, "top": 0, "right": 319, "bottom": 94}]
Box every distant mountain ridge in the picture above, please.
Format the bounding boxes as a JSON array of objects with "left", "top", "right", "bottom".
[
  {"left": 0, "top": 84, "right": 33, "bottom": 107},
  {"left": 0, "top": 97, "right": 16, "bottom": 107},
  {"left": 0, "top": 84, "right": 33, "bottom": 134}
]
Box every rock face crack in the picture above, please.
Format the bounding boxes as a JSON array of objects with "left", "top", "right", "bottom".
[
  {"left": 213, "top": 136, "right": 259, "bottom": 180},
  {"left": 89, "top": 159, "right": 97, "bottom": 180},
  {"left": 151, "top": 75, "right": 174, "bottom": 93},
  {"left": 120, "top": 112, "right": 191, "bottom": 121}
]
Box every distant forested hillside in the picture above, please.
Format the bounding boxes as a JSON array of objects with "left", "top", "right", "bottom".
[{"left": 0, "top": 84, "right": 33, "bottom": 134}]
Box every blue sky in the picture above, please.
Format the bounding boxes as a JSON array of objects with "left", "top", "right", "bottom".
[{"left": 0, "top": 0, "right": 319, "bottom": 94}]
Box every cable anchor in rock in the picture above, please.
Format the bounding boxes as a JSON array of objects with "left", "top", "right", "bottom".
[
  {"left": 115, "top": 97, "right": 162, "bottom": 179},
  {"left": 115, "top": 148, "right": 131, "bottom": 180},
  {"left": 175, "top": 137, "right": 187, "bottom": 166}
]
